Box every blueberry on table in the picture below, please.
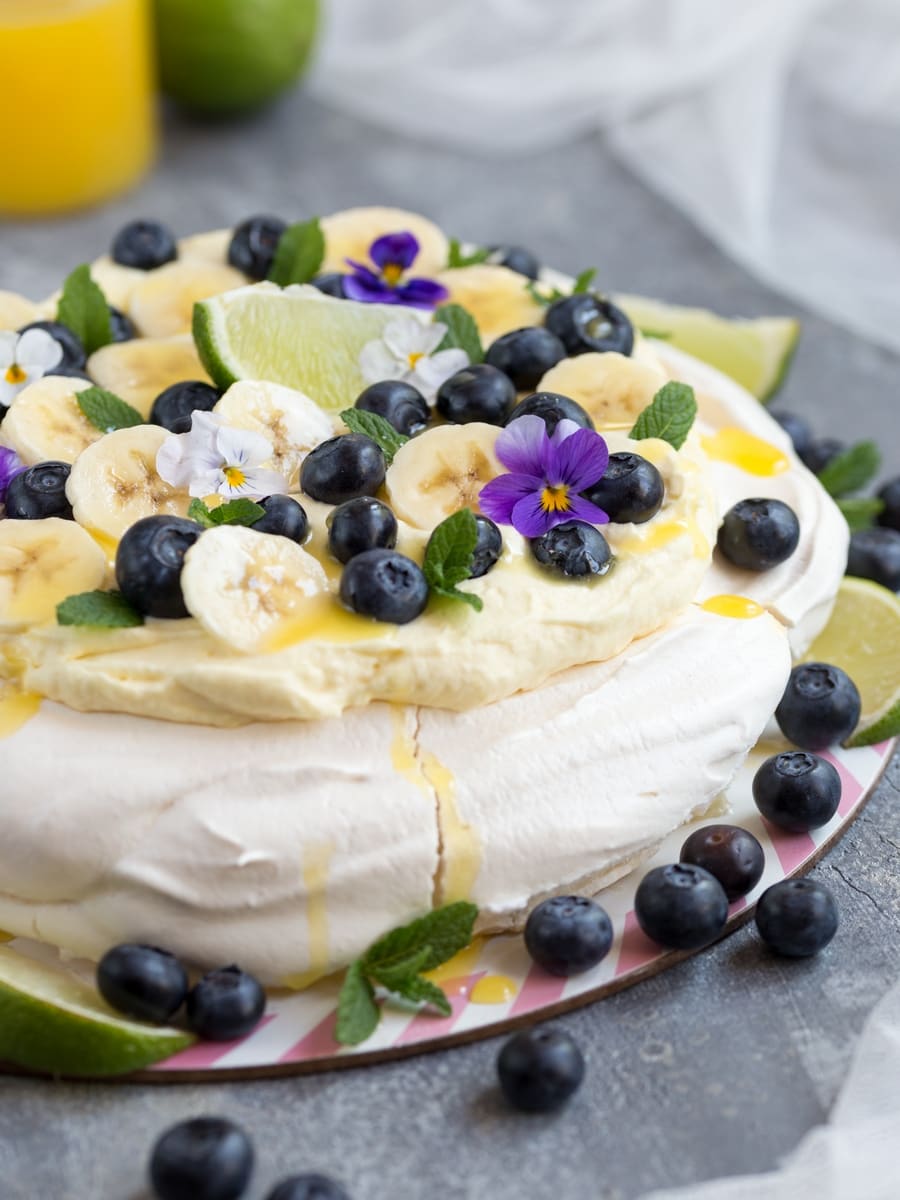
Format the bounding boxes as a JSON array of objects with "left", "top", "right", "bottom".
[
  {"left": 524, "top": 895, "right": 613, "bottom": 976},
  {"left": 544, "top": 294, "right": 634, "bottom": 357},
  {"left": 328, "top": 496, "right": 398, "bottom": 564},
  {"left": 488, "top": 244, "right": 541, "bottom": 280},
  {"left": 634, "top": 863, "right": 729, "bottom": 950},
  {"left": 252, "top": 495, "right": 309, "bottom": 545},
  {"left": 583, "top": 452, "right": 664, "bottom": 525},
  {"left": 753, "top": 751, "right": 841, "bottom": 832},
  {"left": 339, "top": 548, "right": 428, "bottom": 624},
  {"left": 436, "top": 364, "right": 516, "bottom": 426},
  {"left": 716, "top": 498, "right": 800, "bottom": 570},
  {"left": 679, "top": 825, "right": 765, "bottom": 901},
  {"left": 846, "top": 527, "right": 900, "bottom": 591},
  {"left": 17, "top": 320, "right": 86, "bottom": 371},
  {"left": 265, "top": 1176, "right": 351, "bottom": 1200},
  {"left": 769, "top": 410, "right": 813, "bottom": 460},
  {"left": 227, "top": 215, "right": 287, "bottom": 280},
  {"left": 300, "top": 435, "right": 386, "bottom": 505},
  {"left": 108, "top": 305, "right": 137, "bottom": 343},
  {"left": 775, "top": 662, "right": 861, "bottom": 750},
  {"left": 470, "top": 515, "right": 503, "bottom": 578},
  {"left": 484, "top": 327, "right": 567, "bottom": 392},
  {"left": 497, "top": 1027, "right": 585, "bottom": 1113},
  {"left": 116, "top": 515, "right": 203, "bottom": 619},
  {"left": 149, "top": 1116, "right": 254, "bottom": 1200},
  {"left": 801, "top": 437, "right": 844, "bottom": 475},
  {"left": 4, "top": 461, "right": 73, "bottom": 520},
  {"left": 755, "top": 878, "right": 839, "bottom": 957},
  {"left": 186, "top": 966, "right": 266, "bottom": 1042},
  {"left": 112, "top": 219, "right": 177, "bottom": 270},
  {"left": 311, "top": 273, "right": 348, "bottom": 299},
  {"left": 354, "top": 379, "right": 429, "bottom": 436},
  {"left": 150, "top": 380, "right": 221, "bottom": 434},
  {"left": 97, "top": 944, "right": 188, "bottom": 1024},
  {"left": 530, "top": 520, "right": 611, "bottom": 578},
  {"left": 876, "top": 476, "right": 900, "bottom": 532},
  {"left": 506, "top": 391, "right": 594, "bottom": 434}
]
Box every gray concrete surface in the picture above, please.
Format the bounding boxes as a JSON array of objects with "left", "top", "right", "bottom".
[{"left": 1, "top": 93, "right": 898, "bottom": 1200}]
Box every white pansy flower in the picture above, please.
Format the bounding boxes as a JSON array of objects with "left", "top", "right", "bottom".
[
  {"left": 156, "top": 411, "right": 289, "bottom": 499},
  {"left": 0, "top": 329, "right": 63, "bottom": 407},
  {"left": 358, "top": 316, "right": 469, "bottom": 401}
]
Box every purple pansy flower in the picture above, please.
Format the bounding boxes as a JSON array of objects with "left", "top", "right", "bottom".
[
  {"left": 479, "top": 415, "right": 610, "bottom": 538},
  {"left": 344, "top": 231, "right": 448, "bottom": 310},
  {"left": 0, "top": 446, "right": 26, "bottom": 506}
]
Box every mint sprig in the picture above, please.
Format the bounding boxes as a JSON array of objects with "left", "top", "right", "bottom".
[
  {"left": 525, "top": 268, "right": 597, "bottom": 307},
  {"left": 335, "top": 902, "right": 479, "bottom": 1045},
  {"left": 57, "top": 265, "right": 113, "bottom": 356},
  {"left": 422, "top": 508, "right": 483, "bottom": 612},
  {"left": 572, "top": 267, "right": 597, "bottom": 294},
  {"left": 77, "top": 386, "right": 144, "bottom": 433},
  {"left": 630, "top": 381, "right": 697, "bottom": 450},
  {"left": 57, "top": 590, "right": 143, "bottom": 629},
  {"left": 837, "top": 497, "right": 885, "bottom": 532},
  {"left": 816, "top": 441, "right": 880, "bottom": 498},
  {"left": 446, "top": 238, "right": 491, "bottom": 269},
  {"left": 339, "top": 409, "right": 409, "bottom": 464},
  {"left": 187, "top": 498, "right": 266, "bottom": 529},
  {"left": 434, "top": 303, "right": 483, "bottom": 363},
  {"left": 268, "top": 217, "right": 325, "bottom": 287}
]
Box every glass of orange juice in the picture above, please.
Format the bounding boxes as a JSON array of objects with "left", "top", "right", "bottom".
[{"left": 0, "top": 0, "right": 157, "bottom": 216}]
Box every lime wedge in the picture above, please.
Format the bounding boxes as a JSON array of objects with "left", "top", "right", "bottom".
[
  {"left": 615, "top": 293, "right": 800, "bottom": 402},
  {"left": 803, "top": 577, "right": 900, "bottom": 747},
  {"left": 0, "top": 945, "right": 194, "bottom": 1076},
  {"left": 194, "top": 283, "right": 429, "bottom": 413}
]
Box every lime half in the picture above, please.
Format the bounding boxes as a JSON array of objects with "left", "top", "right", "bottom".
[
  {"left": 0, "top": 945, "right": 193, "bottom": 1076},
  {"left": 616, "top": 293, "right": 800, "bottom": 402}
]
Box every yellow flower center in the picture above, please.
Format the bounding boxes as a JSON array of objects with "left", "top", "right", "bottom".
[
  {"left": 382, "top": 263, "right": 403, "bottom": 287},
  {"left": 407, "top": 351, "right": 424, "bottom": 369},
  {"left": 223, "top": 465, "right": 247, "bottom": 488},
  {"left": 4, "top": 364, "right": 26, "bottom": 385},
  {"left": 541, "top": 484, "right": 571, "bottom": 513}
]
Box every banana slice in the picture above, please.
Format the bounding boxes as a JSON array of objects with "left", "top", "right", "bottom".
[
  {"left": 66, "top": 425, "right": 191, "bottom": 545},
  {"left": 0, "top": 518, "right": 108, "bottom": 631},
  {"left": 87, "top": 335, "right": 211, "bottom": 417},
  {"left": 177, "top": 230, "right": 233, "bottom": 265},
  {"left": 385, "top": 423, "right": 503, "bottom": 530},
  {"left": 181, "top": 525, "right": 330, "bottom": 653},
  {"left": 321, "top": 206, "right": 449, "bottom": 277},
  {"left": 214, "top": 381, "right": 334, "bottom": 489},
  {"left": 537, "top": 352, "right": 667, "bottom": 428},
  {"left": 128, "top": 260, "right": 246, "bottom": 338},
  {"left": 1, "top": 375, "right": 101, "bottom": 466},
  {"left": 435, "top": 265, "right": 545, "bottom": 346},
  {"left": 0, "top": 290, "right": 40, "bottom": 332}
]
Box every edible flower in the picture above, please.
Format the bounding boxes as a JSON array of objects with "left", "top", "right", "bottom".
[
  {"left": 479, "top": 415, "right": 610, "bottom": 538},
  {"left": 359, "top": 315, "right": 469, "bottom": 401},
  {"left": 344, "top": 231, "right": 448, "bottom": 309},
  {"left": 0, "top": 447, "right": 25, "bottom": 504},
  {"left": 0, "top": 329, "right": 63, "bottom": 408},
  {"left": 156, "top": 412, "right": 288, "bottom": 500}
]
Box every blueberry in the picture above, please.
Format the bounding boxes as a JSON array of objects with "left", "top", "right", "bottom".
[
  {"left": 634, "top": 863, "right": 729, "bottom": 949},
  {"left": 505, "top": 391, "right": 594, "bottom": 435},
  {"left": 470, "top": 515, "right": 503, "bottom": 578},
  {"left": 265, "top": 1176, "right": 351, "bottom": 1200},
  {"left": 436, "top": 364, "right": 515, "bottom": 426},
  {"left": 769, "top": 410, "right": 813, "bottom": 460},
  {"left": 44, "top": 364, "right": 92, "bottom": 381},
  {"left": 716, "top": 498, "right": 800, "bottom": 570},
  {"left": 846, "top": 527, "right": 900, "bottom": 591},
  {"left": 524, "top": 895, "right": 613, "bottom": 976},
  {"left": 354, "top": 379, "right": 429, "bottom": 437},
  {"left": 227, "top": 215, "right": 287, "bottom": 281},
  {"left": 876, "top": 476, "right": 900, "bottom": 533},
  {"left": 18, "top": 320, "right": 86, "bottom": 371},
  {"left": 339, "top": 549, "right": 428, "bottom": 624},
  {"left": 752, "top": 751, "right": 841, "bottom": 832},
  {"left": 484, "top": 327, "right": 567, "bottom": 392},
  {"left": 149, "top": 1116, "right": 254, "bottom": 1200},
  {"left": 96, "top": 944, "right": 188, "bottom": 1024},
  {"left": 300, "top": 435, "right": 386, "bottom": 505},
  {"left": 497, "top": 1027, "right": 585, "bottom": 1113},
  {"left": 530, "top": 520, "right": 611, "bottom": 578},
  {"left": 108, "top": 305, "right": 137, "bottom": 343},
  {"left": 679, "top": 825, "right": 765, "bottom": 901},
  {"left": 186, "top": 965, "right": 266, "bottom": 1041},
  {"left": 775, "top": 662, "right": 861, "bottom": 750},
  {"left": 150, "top": 380, "right": 221, "bottom": 434},
  {"left": 311, "top": 273, "right": 348, "bottom": 299},
  {"left": 583, "top": 452, "right": 664, "bottom": 524},
  {"left": 251, "top": 495, "right": 309, "bottom": 544},
  {"left": 801, "top": 437, "right": 844, "bottom": 475},
  {"left": 4, "top": 461, "right": 73, "bottom": 520},
  {"left": 116, "top": 515, "right": 203, "bottom": 619},
  {"left": 544, "top": 294, "right": 634, "bottom": 357},
  {"left": 112, "top": 219, "right": 177, "bottom": 270},
  {"left": 487, "top": 245, "right": 540, "bottom": 280},
  {"left": 755, "top": 878, "right": 839, "bottom": 957},
  {"left": 328, "top": 497, "right": 397, "bottom": 564}
]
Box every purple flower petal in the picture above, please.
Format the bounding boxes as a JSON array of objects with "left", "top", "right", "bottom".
[
  {"left": 494, "top": 414, "right": 547, "bottom": 476},
  {"left": 511, "top": 491, "right": 559, "bottom": 538},
  {"left": 550, "top": 427, "right": 610, "bottom": 492},
  {"left": 0, "top": 446, "right": 25, "bottom": 504},
  {"left": 394, "top": 277, "right": 449, "bottom": 309},
  {"left": 343, "top": 272, "right": 398, "bottom": 304},
  {"left": 478, "top": 472, "right": 542, "bottom": 526},
  {"left": 566, "top": 494, "right": 610, "bottom": 526},
  {"left": 370, "top": 231, "right": 420, "bottom": 272}
]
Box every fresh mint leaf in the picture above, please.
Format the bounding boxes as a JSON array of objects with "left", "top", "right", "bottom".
[
  {"left": 817, "top": 441, "right": 880, "bottom": 498},
  {"left": 57, "top": 265, "right": 113, "bottom": 356},
  {"left": 77, "top": 386, "right": 144, "bottom": 433},
  {"left": 447, "top": 238, "right": 491, "bottom": 269},
  {"left": 57, "top": 590, "right": 143, "bottom": 629},
  {"left": 837, "top": 497, "right": 885, "bottom": 531},
  {"left": 362, "top": 901, "right": 479, "bottom": 976},
  {"left": 339, "top": 409, "right": 409, "bottom": 465},
  {"left": 434, "top": 303, "right": 484, "bottom": 363},
  {"left": 187, "top": 498, "right": 266, "bottom": 529},
  {"left": 629, "top": 381, "right": 697, "bottom": 450},
  {"left": 335, "top": 960, "right": 380, "bottom": 1046},
  {"left": 385, "top": 975, "right": 452, "bottom": 1017},
  {"left": 572, "top": 268, "right": 597, "bottom": 294},
  {"left": 368, "top": 947, "right": 432, "bottom": 992},
  {"left": 526, "top": 280, "right": 563, "bottom": 307},
  {"left": 423, "top": 509, "right": 483, "bottom": 612},
  {"left": 268, "top": 217, "right": 325, "bottom": 287},
  {"left": 638, "top": 328, "right": 673, "bottom": 340}
]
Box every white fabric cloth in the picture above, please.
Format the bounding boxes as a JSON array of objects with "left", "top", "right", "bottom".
[{"left": 310, "top": 0, "right": 900, "bottom": 351}]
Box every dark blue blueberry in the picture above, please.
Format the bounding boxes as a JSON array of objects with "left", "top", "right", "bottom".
[
  {"left": 115, "top": 515, "right": 203, "bottom": 619},
  {"left": 18, "top": 320, "right": 86, "bottom": 371},
  {"left": 876, "top": 476, "right": 900, "bottom": 533},
  {"left": 679, "top": 825, "right": 765, "bottom": 901},
  {"left": 300, "top": 435, "right": 386, "bottom": 505},
  {"left": 265, "top": 1175, "right": 351, "bottom": 1200},
  {"left": 112, "top": 219, "right": 177, "bottom": 270},
  {"left": 328, "top": 496, "right": 397, "bottom": 564},
  {"left": 149, "top": 1117, "right": 254, "bottom": 1200},
  {"left": 801, "top": 437, "right": 844, "bottom": 475},
  {"left": 753, "top": 751, "right": 841, "bottom": 832},
  {"left": 530, "top": 520, "right": 611, "bottom": 579},
  {"left": 769, "top": 410, "right": 813, "bottom": 461},
  {"left": 4, "top": 461, "right": 72, "bottom": 520},
  {"left": 544, "top": 294, "right": 634, "bottom": 357},
  {"left": 227, "top": 215, "right": 287, "bottom": 281},
  {"left": 488, "top": 245, "right": 540, "bottom": 280},
  {"left": 354, "top": 379, "right": 429, "bottom": 437},
  {"left": 96, "top": 944, "right": 188, "bottom": 1024},
  {"left": 524, "top": 895, "right": 613, "bottom": 977},
  {"left": 506, "top": 391, "right": 594, "bottom": 435},
  {"left": 436, "top": 364, "right": 515, "bottom": 426},
  {"left": 470, "top": 515, "right": 503, "bottom": 578},
  {"left": 497, "top": 1027, "right": 585, "bottom": 1113},
  {"left": 716, "top": 498, "right": 800, "bottom": 570},
  {"left": 339, "top": 549, "right": 428, "bottom": 624},
  {"left": 775, "top": 662, "right": 861, "bottom": 750},
  {"left": 634, "top": 863, "right": 728, "bottom": 949},
  {"left": 44, "top": 364, "right": 92, "bottom": 381},
  {"left": 846, "top": 527, "right": 900, "bottom": 591},
  {"left": 583, "top": 452, "right": 664, "bottom": 525},
  {"left": 186, "top": 966, "right": 266, "bottom": 1042},
  {"left": 311, "top": 273, "right": 348, "bottom": 299},
  {"left": 755, "top": 878, "right": 839, "bottom": 957},
  {"left": 252, "top": 495, "right": 309, "bottom": 544},
  {"left": 108, "top": 305, "right": 137, "bottom": 343},
  {"left": 484, "top": 327, "right": 566, "bottom": 392},
  {"left": 150, "top": 380, "right": 221, "bottom": 434}
]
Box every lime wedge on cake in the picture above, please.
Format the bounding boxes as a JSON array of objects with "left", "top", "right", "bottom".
[{"left": 0, "top": 945, "right": 194, "bottom": 1076}]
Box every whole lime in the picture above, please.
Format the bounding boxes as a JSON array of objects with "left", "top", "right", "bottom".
[{"left": 154, "top": 0, "right": 320, "bottom": 117}]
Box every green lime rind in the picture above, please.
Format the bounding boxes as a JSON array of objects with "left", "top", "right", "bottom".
[
  {"left": 0, "top": 945, "right": 194, "bottom": 1077},
  {"left": 193, "top": 298, "right": 240, "bottom": 390},
  {"left": 846, "top": 700, "right": 900, "bottom": 748}
]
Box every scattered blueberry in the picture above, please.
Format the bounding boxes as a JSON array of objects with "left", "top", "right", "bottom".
[
  {"left": 300, "top": 435, "right": 386, "bottom": 505},
  {"left": 769, "top": 410, "right": 813, "bottom": 461},
  {"left": 487, "top": 245, "right": 540, "bottom": 280},
  {"left": 265, "top": 1176, "right": 351, "bottom": 1200},
  {"left": 716, "top": 498, "right": 800, "bottom": 570},
  {"left": 112, "top": 219, "right": 177, "bottom": 270},
  {"left": 497, "top": 1027, "right": 585, "bottom": 1113},
  {"left": 801, "top": 437, "right": 844, "bottom": 475},
  {"left": 340, "top": 549, "right": 428, "bottom": 624},
  {"left": 530, "top": 520, "right": 612, "bottom": 578},
  {"left": 470, "top": 514, "right": 503, "bottom": 578},
  {"left": 634, "top": 863, "right": 729, "bottom": 950},
  {"left": 436, "top": 364, "right": 515, "bottom": 426},
  {"left": 150, "top": 380, "right": 221, "bottom": 434},
  {"left": 484, "top": 327, "right": 567, "bottom": 392},
  {"left": 753, "top": 751, "right": 841, "bottom": 832},
  {"left": 4, "top": 461, "right": 73, "bottom": 520},
  {"left": 775, "top": 662, "right": 861, "bottom": 750},
  {"left": 18, "top": 320, "right": 86, "bottom": 371},
  {"left": 186, "top": 966, "right": 266, "bottom": 1042},
  {"left": 96, "top": 944, "right": 188, "bottom": 1024},
  {"left": 252, "top": 495, "right": 309, "bottom": 544},
  {"left": 544, "top": 294, "right": 634, "bottom": 358},
  {"left": 524, "top": 895, "right": 613, "bottom": 976},
  {"left": 44, "top": 364, "right": 92, "bottom": 381},
  {"left": 108, "top": 306, "right": 137, "bottom": 343},
  {"left": 354, "top": 379, "right": 429, "bottom": 437},
  {"left": 846, "top": 527, "right": 900, "bottom": 591},
  {"left": 582, "top": 452, "right": 664, "bottom": 525},
  {"left": 116, "top": 515, "right": 203, "bottom": 619},
  {"left": 227, "top": 215, "right": 287, "bottom": 280},
  {"left": 876, "top": 476, "right": 900, "bottom": 533},
  {"left": 149, "top": 1116, "right": 254, "bottom": 1200},
  {"left": 311, "top": 273, "right": 348, "bottom": 299},
  {"left": 679, "top": 825, "right": 765, "bottom": 901},
  {"left": 328, "top": 496, "right": 398, "bottom": 564},
  {"left": 505, "top": 391, "right": 594, "bottom": 435},
  {"left": 755, "top": 878, "right": 839, "bottom": 957}
]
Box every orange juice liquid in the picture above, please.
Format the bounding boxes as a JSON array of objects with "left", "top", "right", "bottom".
[{"left": 0, "top": 0, "right": 157, "bottom": 215}]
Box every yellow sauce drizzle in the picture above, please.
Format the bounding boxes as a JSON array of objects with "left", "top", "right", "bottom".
[
  {"left": 264, "top": 596, "right": 391, "bottom": 652},
  {"left": 423, "top": 937, "right": 485, "bottom": 985},
  {"left": 281, "top": 842, "right": 334, "bottom": 990},
  {"left": 701, "top": 428, "right": 790, "bottom": 476},
  {"left": 700, "top": 594, "right": 765, "bottom": 619},
  {"left": 0, "top": 685, "right": 41, "bottom": 739},
  {"left": 470, "top": 974, "right": 518, "bottom": 1005},
  {"left": 614, "top": 519, "right": 709, "bottom": 560}
]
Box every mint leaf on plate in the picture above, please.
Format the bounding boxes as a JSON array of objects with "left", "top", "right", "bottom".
[
  {"left": 817, "top": 441, "right": 880, "bottom": 498},
  {"left": 422, "top": 509, "right": 483, "bottom": 612},
  {"left": 339, "top": 409, "right": 409, "bottom": 465},
  {"left": 335, "top": 961, "right": 379, "bottom": 1047},
  {"left": 572, "top": 267, "right": 597, "bottom": 294},
  {"left": 57, "top": 265, "right": 113, "bottom": 356},
  {"left": 77, "top": 386, "right": 144, "bottom": 433},
  {"left": 446, "top": 238, "right": 491, "bottom": 269},
  {"left": 837, "top": 496, "right": 885, "bottom": 531},
  {"left": 434, "top": 303, "right": 484, "bottom": 363},
  {"left": 268, "top": 217, "right": 325, "bottom": 287},
  {"left": 630, "top": 381, "right": 697, "bottom": 450},
  {"left": 57, "top": 590, "right": 143, "bottom": 629},
  {"left": 363, "top": 902, "right": 479, "bottom": 976},
  {"left": 383, "top": 974, "right": 452, "bottom": 1016},
  {"left": 187, "top": 498, "right": 266, "bottom": 529}
]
